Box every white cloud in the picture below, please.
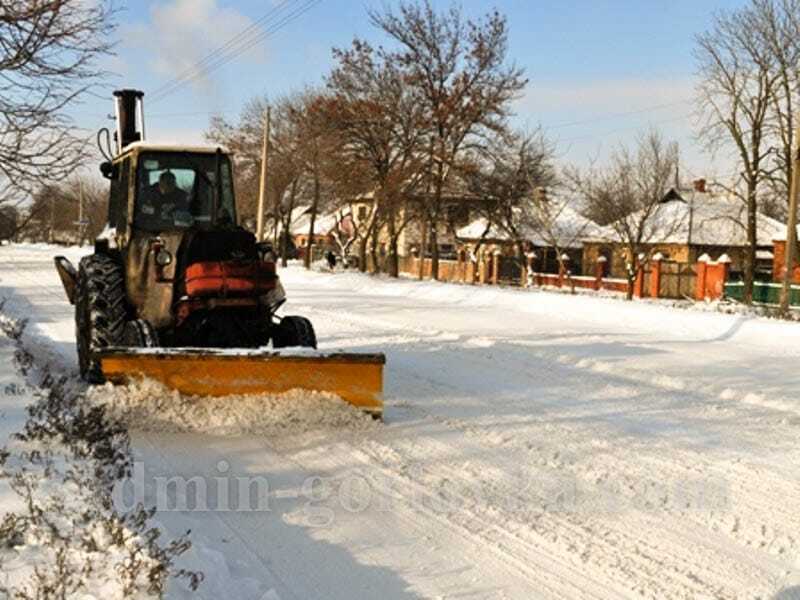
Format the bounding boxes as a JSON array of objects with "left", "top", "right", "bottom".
[{"left": 125, "top": 0, "right": 267, "bottom": 94}]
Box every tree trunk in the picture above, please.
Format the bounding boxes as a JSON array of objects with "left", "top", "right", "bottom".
[
  {"left": 429, "top": 223, "right": 439, "bottom": 281},
  {"left": 387, "top": 202, "right": 399, "bottom": 277},
  {"left": 358, "top": 236, "right": 368, "bottom": 273},
  {"left": 625, "top": 252, "right": 636, "bottom": 301},
  {"left": 304, "top": 175, "right": 320, "bottom": 270},
  {"left": 369, "top": 226, "right": 380, "bottom": 274}
]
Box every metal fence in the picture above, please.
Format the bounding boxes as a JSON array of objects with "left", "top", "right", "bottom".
[
  {"left": 497, "top": 256, "right": 524, "bottom": 285},
  {"left": 725, "top": 281, "right": 800, "bottom": 306}
]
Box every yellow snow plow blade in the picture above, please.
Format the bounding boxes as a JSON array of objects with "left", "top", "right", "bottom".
[{"left": 97, "top": 349, "right": 385, "bottom": 418}]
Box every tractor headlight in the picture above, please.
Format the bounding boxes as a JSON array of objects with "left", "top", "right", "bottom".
[{"left": 155, "top": 248, "right": 172, "bottom": 267}]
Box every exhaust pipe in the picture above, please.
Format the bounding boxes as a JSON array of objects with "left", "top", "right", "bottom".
[{"left": 112, "top": 89, "right": 145, "bottom": 154}]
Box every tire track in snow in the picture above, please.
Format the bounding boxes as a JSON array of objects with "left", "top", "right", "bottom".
[{"left": 297, "top": 301, "right": 798, "bottom": 598}]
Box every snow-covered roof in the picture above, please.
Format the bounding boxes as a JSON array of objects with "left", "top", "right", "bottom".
[
  {"left": 289, "top": 209, "right": 341, "bottom": 237},
  {"left": 586, "top": 191, "right": 788, "bottom": 247},
  {"left": 456, "top": 205, "right": 604, "bottom": 249},
  {"left": 772, "top": 224, "right": 800, "bottom": 242}
]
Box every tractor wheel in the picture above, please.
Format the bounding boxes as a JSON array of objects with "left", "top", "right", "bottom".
[
  {"left": 272, "top": 316, "right": 317, "bottom": 349},
  {"left": 75, "top": 254, "right": 127, "bottom": 383},
  {"left": 122, "top": 319, "right": 159, "bottom": 348}
]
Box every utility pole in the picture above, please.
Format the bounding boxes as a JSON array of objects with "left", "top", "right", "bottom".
[
  {"left": 255, "top": 106, "right": 271, "bottom": 242},
  {"left": 77, "top": 178, "right": 84, "bottom": 246},
  {"left": 780, "top": 129, "right": 800, "bottom": 314}
]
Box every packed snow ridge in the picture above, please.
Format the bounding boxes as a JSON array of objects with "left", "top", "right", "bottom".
[{"left": 87, "top": 378, "right": 377, "bottom": 435}]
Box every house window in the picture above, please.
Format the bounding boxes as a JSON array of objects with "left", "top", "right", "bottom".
[{"left": 358, "top": 206, "right": 368, "bottom": 221}]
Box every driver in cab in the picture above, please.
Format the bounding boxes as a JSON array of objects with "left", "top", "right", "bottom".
[{"left": 139, "top": 171, "right": 189, "bottom": 226}]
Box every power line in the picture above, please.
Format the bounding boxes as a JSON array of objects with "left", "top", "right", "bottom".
[
  {"left": 557, "top": 111, "right": 696, "bottom": 145},
  {"left": 148, "top": 0, "right": 298, "bottom": 99},
  {"left": 149, "top": 0, "right": 321, "bottom": 104},
  {"left": 152, "top": 0, "right": 322, "bottom": 103},
  {"left": 543, "top": 99, "right": 693, "bottom": 131}
]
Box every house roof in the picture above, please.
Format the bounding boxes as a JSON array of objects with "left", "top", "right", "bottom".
[
  {"left": 288, "top": 208, "right": 343, "bottom": 237},
  {"left": 585, "top": 189, "right": 789, "bottom": 247},
  {"left": 772, "top": 224, "right": 800, "bottom": 242},
  {"left": 456, "top": 204, "right": 604, "bottom": 249}
]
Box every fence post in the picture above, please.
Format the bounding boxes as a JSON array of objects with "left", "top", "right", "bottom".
[
  {"left": 715, "top": 253, "right": 731, "bottom": 299},
  {"left": 524, "top": 251, "right": 535, "bottom": 288},
  {"left": 594, "top": 256, "right": 606, "bottom": 291},
  {"left": 650, "top": 252, "right": 663, "bottom": 298},
  {"left": 468, "top": 252, "right": 477, "bottom": 284},
  {"left": 633, "top": 263, "right": 644, "bottom": 298},
  {"left": 696, "top": 254, "right": 710, "bottom": 300}
]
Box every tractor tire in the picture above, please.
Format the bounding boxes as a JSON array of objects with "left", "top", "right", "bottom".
[
  {"left": 75, "top": 254, "right": 127, "bottom": 383},
  {"left": 272, "top": 316, "right": 317, "bottom": 349},
  {"left": 122, "top": 319, "right": 159, "bottom": 348}
]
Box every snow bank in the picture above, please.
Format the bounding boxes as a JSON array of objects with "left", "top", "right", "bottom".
[{"left": 87, "top": 379, "right": 376, "bottom": 435}]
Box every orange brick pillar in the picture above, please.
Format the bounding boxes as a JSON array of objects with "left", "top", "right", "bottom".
[
  {"left": 478, "top": 252, "right": 487, "bottom": 284},
  {"left": 650, "top": 253, "right": 663, "bottom": 298},
  {"left": 468, "top": 253, "right": 477, "bottom": 284},
  {"left": 492, "top": 250, "right": 501, "bottom": 285},
  {"left": 594, "top": 256, "right": 607, "bottom": 290},
  {"left": 633, "top": 265, "right": 644, "bottom": 298},
  {"left": 710, "top": 254, "right": 731, "bottom": 299},
  {"left": 696, "top": 254, "right": 710, "bottom": 300}
]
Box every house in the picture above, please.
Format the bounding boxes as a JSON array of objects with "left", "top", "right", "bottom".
[
  {"left": 349, "top": 185, "right": 481, "bottom": 263},
  {"left": 455, "top": 203, "right": 606, "bottom": 275},
  {"left": 286, "top": 207, "right": 354, "bottom": 260},
  {"left": 582, "top": 180, "right": 787, "bottom": 280}
]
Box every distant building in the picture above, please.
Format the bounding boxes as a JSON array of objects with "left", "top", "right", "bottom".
[
  {"left": 582, "top": 180, "right": 786, "bottom": 280},
  {"left": 456, "top": 203, "right": 605, "bottom": 275}
]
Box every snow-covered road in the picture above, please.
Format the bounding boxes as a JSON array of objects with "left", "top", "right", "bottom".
[{"left": 2, "top": 243, "right": 800, "bottom": 599}]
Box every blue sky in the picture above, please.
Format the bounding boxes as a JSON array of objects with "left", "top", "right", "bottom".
[{"left": 73, "top": 0, "right": 748, "bottom": 176}]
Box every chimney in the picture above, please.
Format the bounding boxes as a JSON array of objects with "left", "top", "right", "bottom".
[{"left": 693, "top": 178, "right": 706, "bottom": 193}]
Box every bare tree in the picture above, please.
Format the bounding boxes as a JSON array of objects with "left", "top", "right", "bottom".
[
  {"left": 569, "top": 131, "right": 681, "bottom": 301},
  {"left": 324, "top": 39, "right": 426, "bottom": 276},
  {"left": 461, "top": 130, "right": 556, "bottom": 269},
  {"left": 0, "top": 1, "right": 116, "bottom": 208},
  {"left": 23, "top": 175, "right": 107, "bottom": 243},
  {"left": 695, "top": 5, "right": 780, "bottom": 304},
  {"left": 207, "top": 93, "right": 309, "bottom": 265},
  {"left": 525, "top": 189, "right": 594, "bottom": 292},
  {"left": 370, "top": 1, "right": 526, "bottom": 280}
]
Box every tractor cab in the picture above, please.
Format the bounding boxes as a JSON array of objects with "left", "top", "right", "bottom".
[{"left": 104, "top": 144, "right": 238, "bottom": 247}]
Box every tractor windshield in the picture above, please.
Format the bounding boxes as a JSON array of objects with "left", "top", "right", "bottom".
[{"left": 134, "top": 151, "right": 236, "bottom": 231}]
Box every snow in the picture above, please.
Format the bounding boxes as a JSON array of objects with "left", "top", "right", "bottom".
[
  {"left": 457, "top": 204, "right": 604, "bottom": 249},
  {"left": 2, "top": 242, "right": 800, "bottom": 598},
  {"left": 87, "top": 379, "right": 376, "bottom": 435},
  {"left": 587, "top": 191, "right": 788, "bottom": 248},
  {"left": 0, "top": 322, "right": 169, "bottom": 599}
]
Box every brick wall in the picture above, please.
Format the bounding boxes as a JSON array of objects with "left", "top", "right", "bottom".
[{"left": 773, "top": 240, "right": 800, "bottom": 283}]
